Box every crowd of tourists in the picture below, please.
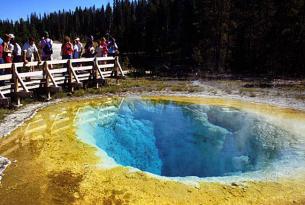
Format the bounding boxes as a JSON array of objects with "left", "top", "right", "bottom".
[
  {"left": 60, "top": 34, "right": 119, "bottom": 60},
  {"left": 0, "top": 32, "right": 119, "bottom": 67}
]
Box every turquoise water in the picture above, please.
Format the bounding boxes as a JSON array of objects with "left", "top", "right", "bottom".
[{"left": 76, "top": 99, "right": 299, "bottom": 178}]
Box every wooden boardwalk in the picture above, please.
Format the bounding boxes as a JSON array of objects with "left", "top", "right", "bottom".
[{"left": 0, "top": 57, "right": 127, "bottom": 107}]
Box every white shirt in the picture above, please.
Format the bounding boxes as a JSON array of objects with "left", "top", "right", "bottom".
[
  {"left": 9, "top": 43, "right": 14, "bottom": 53},
  {"left": 13, "top": 43, "right": 22, "bottom": 56},
  {"left": 74, "top": 42, "right": 83, "bottom": 53},
  {"left": 22, "top": 42, "right": 38, "bottom": 59}
]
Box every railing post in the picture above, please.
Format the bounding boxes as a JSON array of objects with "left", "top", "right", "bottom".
[
  {"left": 44, "top": 61, "right": 51, "bottom": 101},
  {"left": 67, "top": 59, "right": 74, "bottom": 92},
  {"left": 12, "top": 63, "right": 21, "bottom": 107},
  {"left": 116, "top": 56, "right": 125, "bottom": 77},
  {"left": 93, "top": 58, "right": 99, "bottom": 88}
]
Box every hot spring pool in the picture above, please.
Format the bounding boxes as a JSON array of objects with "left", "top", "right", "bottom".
[
  {"left": 76, "top": 98, "right": 304, "bottom": 179},
  {"left": 1, "top": 96, "right": 305, "bottom": 204}
]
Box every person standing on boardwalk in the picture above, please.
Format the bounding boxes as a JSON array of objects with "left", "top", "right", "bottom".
[
  {"left": 0, "top": 37, "right": 4, "bottom": 85},
  {"left": 0, "top": 38, "right": 4, "bottom": 65},
  {"left": 108, "top": 37, "right": 120, "bottom": 83},
  {"left": 10, "top": 35, "right": 22, "bottom": 63},
  {"left": 3, "top": 34, "right": 13, "bottom": 64},
  {"left": 22, "top": 37, "right": 41, "bottom": 63},
  {"left": 40, "top": 31, "right": 53, "bottom": 61},
  {"left": 8, "top": 34, "right": 15, "bottom": 57},
  {"left": 22, "top": 37, "right": 41, "bottom": 72},
  {"left": 83, "top": 35, "right": 95, "bottom": 58},
  {"left": 95, "top": 37, "right": 108, "bottom": 57},
  {"left": 73, "top": 37, "right": 83, "bottom": 59},
  {"left": 61, "top": 36, "right": 73, "bottom": 60},
  {"left": 107, "top": 37, "right": 119, "bottom": 57}
]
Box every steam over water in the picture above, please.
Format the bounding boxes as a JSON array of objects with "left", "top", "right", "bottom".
[{"left": 76, "top": 98, "right": 305, "bottom": 178}]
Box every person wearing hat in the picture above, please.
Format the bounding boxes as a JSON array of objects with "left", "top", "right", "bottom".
[
  {"left": 9, "top": 34, "right": 22, "bottom": 63},
  {"left": 3, "top": 34, "right": 13, "bottom": 64},
  {"left": 73, "top": 37, "right": 83, "bottom": 59},
  {"left": 8, "top": 34, "right": 15, "bottom": 54},
  {"left": 40, "top": 31, "right": 53, "bottom": 61}
]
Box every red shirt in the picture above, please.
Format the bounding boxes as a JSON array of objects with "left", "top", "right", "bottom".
[
  {"left": 62, "top": 43, "right": 73, "bottom": 56},
  {"left": 0, "top": 44, "right": 3, "bottom": 58},
  {"left": 102, "top": 42, "right": 108, "bottom": 55}
]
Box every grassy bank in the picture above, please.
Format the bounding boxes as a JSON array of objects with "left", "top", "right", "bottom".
[
  {"left": 0, "top": 78, "right": 203, "bottom": 122},
  {"left": 53, "top": 78, "right": 203, "bottom": 98},
  {"left": 1, "top": 77, "right": 304, "bottom": 122},
  {"left": 0, "top": 109, "right": 11, "bottom": 122}
]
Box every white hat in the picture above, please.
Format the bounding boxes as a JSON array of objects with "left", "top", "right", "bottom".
[
  {"left": 75, "top": 37, "right": 80, "bottom": 41},
  {"left": 8, "top": 34, "right": 15, "bottom": 39}
]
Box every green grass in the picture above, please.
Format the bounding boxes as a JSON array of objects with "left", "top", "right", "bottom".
[
  {"left": 0, "top": 108, "right": 11, "bottom": 122},
  {"left": 1, "top": 77, "right": 304, "bottom": 122},
  {"left": 68, "top": 78, "right": 204, "bottom": 97}
]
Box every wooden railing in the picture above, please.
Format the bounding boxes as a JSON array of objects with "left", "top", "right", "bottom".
[{"left": 0, "top": 57, "right": 127, "bottom": 107}]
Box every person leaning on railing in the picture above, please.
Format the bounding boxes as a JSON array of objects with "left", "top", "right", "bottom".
[
  {"left": 10, "top": 34, "right": 22, "bottom": 63},
  {"left": 3, "top": 34, "right": 13, "bottom": 64},
  {"left": 22, "top": 37, "right": 41, "bottom": 71},
  {"left": 107, "top": 36, "right": 118, "bottom": 58},
  {"left": 83, "top": 35, "right": 95, "bottom": 58},
  {"left": 95, "top": 37, "right": 108, "bottom": 58},
  {"left": 0, "top": 37, "right": 4, "bottom": 66},
  {"left": 108, "top": 36, "right": 120, "bottom": 83},
  {"left": 0, "top": 37, "right": 4, "bottom": 86}
]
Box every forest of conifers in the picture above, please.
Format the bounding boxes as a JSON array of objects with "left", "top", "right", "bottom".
[{"left": 0, "top": 0, "right": 305, "bottom": 76}]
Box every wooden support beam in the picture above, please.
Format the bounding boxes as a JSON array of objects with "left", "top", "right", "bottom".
[
  {"left": 98, "top": 64, "right": 115, "bottom": 70},
  {"left": 93, "top": 58, "right": 105, "bottom": 88},
  {"left": 15, "top": 71, "right": 29, "bottom": 93},
  {"left": 43, "top": 62, "right": 51, "bottom": 101},
  {"left": 67, "top": 59, "right": 81, "bottom": 92},
  {"left": 97, "top": 67, "right": 106, "bottom": 80},
  {"left": 0, "top": 74, "right": 12, "bottom": 81},
  {"left": 44, "top": 62, "right": 58, "bottom": 87},
  {"left": 116, "top": 57, "right": 125, "bottom": 77},
  {"left": 12, "top": 64, "right": 21, "bottom": 106},
  {"left": 73, "top": 66, "right": 93, "bottom": 72},
  {"left": 96, "top": 56, "right": 115, "bottom": 61},
  {"left": 93, "top": 58, "right": 98, "bottom": 88},
  {"left": 0, "top": 90, "right": 5, "bottom": 99},
  {"left": 45, "top": 59, "right": 68, "bottom": 65},
  {"left": 68, "top": 60, "right": 73, "bottom": 92},
  {"left": 49, "top": 68, "right": 68, "bottom": 74},
  {"left": 69, "top": 60, "right": 80, "bottom": 84}
]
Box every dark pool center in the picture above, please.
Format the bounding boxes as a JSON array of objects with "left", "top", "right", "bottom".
[{"left": 76, "top": 98, "right": 299, "bottom": 178}]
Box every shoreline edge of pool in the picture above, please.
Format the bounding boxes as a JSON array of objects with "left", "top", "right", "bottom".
[{"left": 0, "top": 96, "right": 305, "bottom": 205}]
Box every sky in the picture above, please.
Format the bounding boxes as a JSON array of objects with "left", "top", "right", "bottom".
[{"left": 0, "top": 0, "right": 112, "bottom": 21}]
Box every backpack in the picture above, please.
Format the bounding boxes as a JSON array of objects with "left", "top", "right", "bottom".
[{"left": 43, "top": 40, "right": 53, "bottom": 55}]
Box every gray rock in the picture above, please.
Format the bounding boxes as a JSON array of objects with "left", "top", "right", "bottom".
[{"left": 0, "top": 156, "right": 10, "bottom": 181}]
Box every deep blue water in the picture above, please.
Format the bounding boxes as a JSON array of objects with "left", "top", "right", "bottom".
[{"left": 76, "top": 99, "right": 295, "bottom": 178}]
